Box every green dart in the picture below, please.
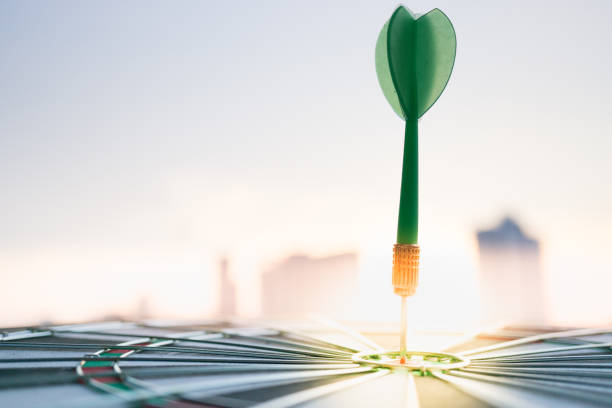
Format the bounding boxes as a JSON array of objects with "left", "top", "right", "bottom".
[{"left": 375, "top": 5, "right": 456, "bottom": 361}]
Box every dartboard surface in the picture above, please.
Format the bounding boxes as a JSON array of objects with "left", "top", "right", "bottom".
[{"left": 1, "top": 320, "right": 611, "bottom": 407}]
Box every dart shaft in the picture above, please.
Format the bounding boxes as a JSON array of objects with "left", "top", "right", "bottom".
[
  {"left": 400, "top": 295, "right": 407, "bottom": 361},
  {"left": 397, "top": 117, "right": 418, "bottom": 244}
]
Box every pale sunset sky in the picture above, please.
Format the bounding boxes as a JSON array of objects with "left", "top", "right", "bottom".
[{"left": 1, "top": 0, "right": 611, "bottom": 328}]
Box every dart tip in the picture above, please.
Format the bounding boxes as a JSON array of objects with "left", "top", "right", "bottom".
[{"left": 400, "top": 295, "right": 407, "bottom": 363}]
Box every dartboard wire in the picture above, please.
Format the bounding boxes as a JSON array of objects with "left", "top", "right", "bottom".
[
  {"left": 0, "top": 328, "right": 52, "bottom": 341},
  {"left": 134, "top": 367, "right": 376, "bottom": 404},
  {"left": 434, "top": 369, "right": 612, "bottom": 407},
  {"left": 470, "top": 366, "right": 612, "bottom": 374},
  {"left": 0, "top": 362, "right": 363, "bottom": 390},
  {"left": 461, "top": 328, "right": 612, "bottom": 356},
  {"left": 120, "top": 363, "right": 362, "bottom": 376},
  {"left": 275, "top": 329, "right": 360, "bottom": 353},
  {"left": 61, "top": 366, "right": 378, "bottom": 408},
  {"left": 51, "top": 328, "right": 350, "bottom": 359},
  {"left": 439, "top": 322, "right": 508, "bottom": 353},
  {"left": 49, "top": 321, "right": 138, "bottom": 332},
  {"left": 77, "top": 337, "right": 173, "bottom": 394},
  {"left": 8, "top": 323, "right": 612, "bottom": 408},
  {"left": 307, "top": 316, "right": 386, "bottom": 352},
  {"left": 468, "top": 355, "right": 612, "bottom": 365},
  {"left": 8, "top": 333, "right": 610, "bottom": 364},
  {"left": 462, "top": 365, "right": 612, "bottom": 376},
  {"left": 59, "top": 322, "right": 378, "bottom": 407},
  {"left": 215, "top": 333, "right": 352, "bottom": 357},
  {"left": 68, "top": 329, "right": 367, "bottom": 405},
  {"left": 0, "top": 322, "right": 348, "bottom": 360},
  {"left": 458, "top": 366, "right": 612, "bottom": 387},
  {"left": 469, "top": 341, "right": 612, "bottom": 361},
  {"left": 0, "top": 341, "right": 342, "bottom": 361},
  {"left": 451, "top": 369, "right": 612, "bottom": 393},
  {"left": 131, "top": 322, "right": 354, "bottom": 358},
  {"left": 432, "top": 371, "right": 547, "bottom": 408},
  {"left": 49, "top": 321, "right": 356, "bottom": 357},
  {"left": 50, "top": 332, "right": 340, "bottom": 358},
  {"left": 450, "top": 339, "right": 612, "bottom": 393},
  {"left": 195, "top": 327, "right": 354, "bottom": 357},
  {"left": 404, "top": 373, "right": 420, "bottom": 408},
  {"left": 470, "top": 354, "right": 612, "bottom": 368},
  {"left": 264, "top": 325, "right": 360, "bottom": 354},
  {"left": 1, "top": 356, "right": 354, "bottom": 365},
  {"left": 249, "top": 369, "right": 391, "bottom": 408},
  {"left": 433, "top": 328, "right": 612, "bottom": 407},
  {"left": 0, "top": 371, "right": 81, "bottom": 389},
  {"left": 77, "top": 333, "right": 335, "bottom": 402}
]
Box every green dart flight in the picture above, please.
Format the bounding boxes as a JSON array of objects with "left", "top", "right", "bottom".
[
  {"left": 376, "top": 3, "right": 456, "bottom": 362},
  {"left": 377, "top": 5, "right": 456, "bottom": 296},
  {"left": 377, "top": 5, "right": 456, "bottom": 247}
]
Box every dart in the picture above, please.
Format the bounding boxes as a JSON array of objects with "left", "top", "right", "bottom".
[{"left": 375, "top": 5, "right": 456, "bottom": 362}]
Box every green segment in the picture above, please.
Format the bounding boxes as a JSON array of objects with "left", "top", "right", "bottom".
[
  {"left": 375, "top": 5, "right": 456, "bottom": 244},
  {"left": 108, "top": 382, "right": 132, "bottom": 391},
  {"left": 82, "top": 360, "right": 114, "bottom": 368}
]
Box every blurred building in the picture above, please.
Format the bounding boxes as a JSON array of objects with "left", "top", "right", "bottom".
[
  {"left": 261, "top": 253, "right": 358, "bottom": 318},
  {"left": 136, "top": 297, "right": 151, "bottom": 320},
  {"left": 477, "top": 217, "right": 546, "bottom": 324},
  {"left": 218, "top": 257, "right": 236, "bottom": 316}
]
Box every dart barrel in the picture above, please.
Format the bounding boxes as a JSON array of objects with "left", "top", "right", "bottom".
[{"left": 392, "top": 243, "right": 420, "bottom": 297}]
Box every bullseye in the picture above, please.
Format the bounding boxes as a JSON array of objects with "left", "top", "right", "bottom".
[{"left": 352, "top": 350, "right": 470, "bottom": 371}]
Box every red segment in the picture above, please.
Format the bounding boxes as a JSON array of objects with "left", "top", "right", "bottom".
[
  {"left": 91, "top": 376, "right": 120, "bottom": 384},
  {"left": 81, "top": 367, "right": 114, "bottom": 374}
]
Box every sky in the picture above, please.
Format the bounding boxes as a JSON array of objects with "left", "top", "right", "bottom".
[{"left": 1, "top": 0, "right": 612, "bottom": 328}]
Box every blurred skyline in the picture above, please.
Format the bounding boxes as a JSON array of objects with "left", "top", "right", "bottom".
[
  {"left": 477, "top": 217, "right": 545, "bottom": 325},
  {"left": 1, "top": 1, "right": 612, "bottom": 327}
]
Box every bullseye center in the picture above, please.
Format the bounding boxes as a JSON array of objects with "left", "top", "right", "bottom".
[{"left": 352, "top": 350, "right": 470, "bottom": 370}]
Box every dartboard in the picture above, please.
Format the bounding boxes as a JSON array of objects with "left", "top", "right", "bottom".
[{"left": 1, "top": 320, "right": 611, "bottom": 407}]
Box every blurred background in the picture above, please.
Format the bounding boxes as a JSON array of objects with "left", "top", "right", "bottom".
[{"left": 1, "top": 0, "right": 611, "bottom": 330}]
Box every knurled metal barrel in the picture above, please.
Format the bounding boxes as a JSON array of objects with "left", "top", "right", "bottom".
[{"left": 392, "top": 244, "right": 420, "bottom": 297}]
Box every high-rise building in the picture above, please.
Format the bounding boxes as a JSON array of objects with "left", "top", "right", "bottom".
[
  {"left": 476, "top": 217, "right": 546, "bottom": 324},
  {"left": 218, "top": 257, "right": 236, "bottom": 316},
  {"left": 261, "top": 253, "right": 358, "bottom": 318}
]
